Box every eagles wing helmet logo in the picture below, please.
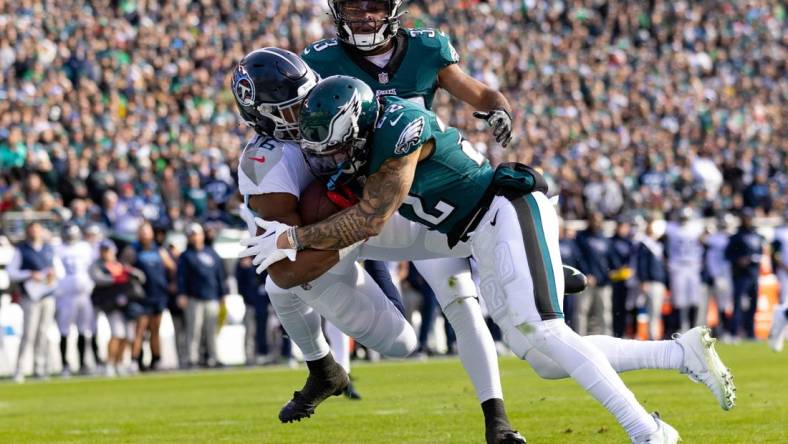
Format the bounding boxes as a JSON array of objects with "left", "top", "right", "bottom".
[
  {"left": 325, "top": 89, "right": 362, "bottom": 145},
  {"left": 233, "top": 66, "right": 256, "bottom": 107},
  {"left": 394, "top": 116, "right": 425, "bottom": 155}
]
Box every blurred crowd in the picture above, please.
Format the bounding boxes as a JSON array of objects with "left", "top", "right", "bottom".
[
  {"left": 1, "top": 0, "right": 785, "bottom": 238},
  {"left": 4, "top": 219, "right": 296, "bottom": 381},
  {"left": 420, "top": 0, "right": 785, "bottom": 220}
]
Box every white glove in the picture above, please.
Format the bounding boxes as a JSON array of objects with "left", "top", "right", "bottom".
[
  {"left": 473, "top": 109, "right": 513, "bottom": 147},
  {"left": 239, "top": 218, "right": 297, "bottom": 274},
  {"left": 239, "top": 204, "right": 258, "bottom": 235}
]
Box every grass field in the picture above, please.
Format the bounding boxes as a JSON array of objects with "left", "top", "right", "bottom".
[{"left": 0, "top": 342, "right": 786, "bottom": 443}]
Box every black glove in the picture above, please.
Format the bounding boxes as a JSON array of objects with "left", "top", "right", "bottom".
[{"left": 473, "top": 109, "right": 513, "bottom": 147}]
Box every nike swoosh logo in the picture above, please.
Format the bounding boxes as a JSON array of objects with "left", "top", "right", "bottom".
[
  {"left": 389, "top": 113, "right": 404, "bottom": 126},
  {"left": 490, "top": 210, "right": 499, "bottom": 226},
  {"left": 248, "top": 156, "right": 266, "bottom": 164}
]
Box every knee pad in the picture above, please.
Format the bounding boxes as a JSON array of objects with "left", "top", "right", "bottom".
[
  {"left": 414, "top": 259, "right": 477, "bottom": 310},
  {"left": 442, "top": 297, "right": 483, "bottom": 327},
  {"left": 503, "top": 319, "right": 571, "bottom": 360},
  {"left": 382, "top": 327, "right": 418, "bottom": 358},
  {"left": 310, "top": 269, "right": 417, "bottom": 359},
  {"left": 524, "top": 348, "right": 568, "bottom": 380},
  {"left": 502, "top": 324, "right": 537, "bottom": 360}
]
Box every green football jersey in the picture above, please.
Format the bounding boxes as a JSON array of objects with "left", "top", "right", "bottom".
[
  {"left": 302, "top": 28, "right": 459, "bottom": 109},
  {"left": 366, "top": 97, "right": 494, "bottom": 234}
]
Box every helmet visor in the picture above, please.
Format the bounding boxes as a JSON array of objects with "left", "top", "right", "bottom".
[
  {"left": 302, "top": 135, "right": 369, "bottom": 178},
  {"left": 303, "top": 150, "right": 350, "bottom": 178},
  {"left": 336, "top": 1, "right": 390, "bottom": 34},
  {"left": 257, "top": 97, "right": 304, "bottom": 140}
]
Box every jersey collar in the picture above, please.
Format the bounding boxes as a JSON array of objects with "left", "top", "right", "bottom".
[{"left": 340, "top": 29, "right": 409, "bottom": 85}]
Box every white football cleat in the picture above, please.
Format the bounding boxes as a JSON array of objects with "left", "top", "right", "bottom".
[
  {"left": 675, "top": 326, "right": 736, "bottom": 410},
  {"left": 768, "top": 306, "right": 786, "bottom": 352},
  {"left": 632, "top": 413, "right": 681, "bottom": 444}
]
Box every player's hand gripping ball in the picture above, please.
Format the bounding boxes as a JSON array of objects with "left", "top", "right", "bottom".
[{"left": 239, "top": 218, "right": 297, "bottom": 274}]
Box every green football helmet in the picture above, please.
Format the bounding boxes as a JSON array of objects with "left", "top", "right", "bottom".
[{"left": 299, "top": 75, "right": 380, "bottom": 177}]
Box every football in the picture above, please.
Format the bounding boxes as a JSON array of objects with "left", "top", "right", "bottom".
[{"left": 298, "top": 179, "right": 341, "bottom": 225}]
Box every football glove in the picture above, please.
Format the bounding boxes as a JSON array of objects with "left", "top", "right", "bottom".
[
  {"left": 239, "top": 218, "right": 297, "bottom": 274},
  {"left": 474, "top": 109, "right": 513, "bottom": 147}
]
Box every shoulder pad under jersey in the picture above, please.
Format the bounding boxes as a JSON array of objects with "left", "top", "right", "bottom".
[
  {"left": 403, "top": 28, "right": 459, "bottom": 67},
  {"left": 302, "top": 39, "right": 341, "bottom": 63},
  {"left": 238, "top": 135, "right": 286, "bottom": 193}
]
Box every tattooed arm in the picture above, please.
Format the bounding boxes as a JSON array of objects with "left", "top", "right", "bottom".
[{"left": 284, "top": 148, "right": 421, "bottom": 251}]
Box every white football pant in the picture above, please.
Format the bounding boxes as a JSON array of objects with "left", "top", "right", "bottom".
[
  {"left": 267, "top": 212, "right": 502, "bottom": 402},
  {"left": 465, "top": 193, "right": 659, "bottom": 439}
]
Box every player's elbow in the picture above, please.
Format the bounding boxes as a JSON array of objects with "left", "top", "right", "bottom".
[
  {"left": 361, "top": 206, "right": 396, "bottom": 239},
  {"left": 364, "top": 221, "right": 385, "bottom": 239},
  {"left": 267, "top": 262, "right": 304, "bottom": 290}
]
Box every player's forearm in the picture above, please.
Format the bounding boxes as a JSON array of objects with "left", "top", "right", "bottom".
[
  {"left": 439, "top": 64, "right": 511, "bottom": 113},
  {"left": 267, "top": 249, "right": 340, "bottom": 289},
  {"left": 477, "top": 88, "right": 511, "bottom": 114},
  {"left": 294, "top": 204, "right": 381, "bottom": 251},
  {"left": 293, "top": 155, "right": 413, "bottom": 251},
  {"left": 247, "top": 193, "right": 341, "bottom": 286}
]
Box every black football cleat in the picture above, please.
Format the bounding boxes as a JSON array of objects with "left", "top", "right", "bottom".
[
  {"left": 487, "top": 427, "right": 527, "bottom": 444},
  {"left": 563, "top": 265, "right": 588, "bottom": 295},
  {"left": 343, "top": 379, "right": 362, "bottom": 400},
  {"left": 279, "top": 357, "right": 349, "bottom": 423}
]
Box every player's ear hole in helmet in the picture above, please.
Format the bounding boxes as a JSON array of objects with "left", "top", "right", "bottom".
[
  {"left": 232, "top": 47, "right": 319, "bottom": 140},
  {"left": 329, "top": 0, "right": 406, "bottom": 52},
  {"left": 298, "top": 75, "right": 380, "bottom": 180}
]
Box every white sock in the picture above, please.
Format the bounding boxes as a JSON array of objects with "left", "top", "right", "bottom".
[
  {"left": 325, "top": 321, "right": 351, "bottom": 373},
  {"left": 584, "top": 335, "right": 684, "bottom": 372},
  {"left": 267, "top": 288, "right": 330, "bottom": 362},
  {"left": 443, "top": 298, "right": 503, "bottom": 402},
  {"left": 516, "top": 320, "right": 656, "bottom": 439},
  {"left": 770, "top": 303, "right": 788, "bottom": 336}
]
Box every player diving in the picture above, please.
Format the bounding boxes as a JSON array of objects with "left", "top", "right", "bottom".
[{"left": 233, "top": 47, "right": 525, "bottom": 444}]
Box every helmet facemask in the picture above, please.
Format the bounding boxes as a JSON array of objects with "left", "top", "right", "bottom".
[
  {"left": 254, "top": 69, "right": 317, "bottom": 141},
  {"left": 301, "top": 89, "right": 372, "bottom": 178},
  {"left": 330, "top": 0, "right": 405, "bottom": 52},
  {"left": 256, "top": 95, "right": 306, "bottom": 141},
  {"left": 303, "top": 138, "right": 369, "bottom": 180}
]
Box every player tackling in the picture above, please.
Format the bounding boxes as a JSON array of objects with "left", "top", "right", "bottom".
[
  {"left": 233, "top": 48, "right": 525, "bottom": 443},
  {"left": 242, "top": 76, "right": 737, "bottom": 443}
]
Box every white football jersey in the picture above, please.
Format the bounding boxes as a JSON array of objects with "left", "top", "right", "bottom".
[
  {"left": 57, "top": 241, "right": 93, "bottom": 277},
  {"left": 55, "top": 241, "right": 95, "bottom": 295},
  {"left": 665, "top": 221, "right": 704, "bottom": 267},
  {"left": 705, "top": 232, "right": 731, "bottom": 278},
  {"left": 775, "top": 226, "right": 788, "bottom": 270},
  {"left": 237, "top": 134, "right": 313, "bottom": 199}
]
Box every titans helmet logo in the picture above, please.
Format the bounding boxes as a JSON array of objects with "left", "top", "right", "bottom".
[{"left": 233, "top": 66, "right": 256, "bottom": 107}]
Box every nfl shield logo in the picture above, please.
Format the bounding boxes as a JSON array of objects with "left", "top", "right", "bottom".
[{"left": 378, "top": 72, "right": 389, "bottom": 84}]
